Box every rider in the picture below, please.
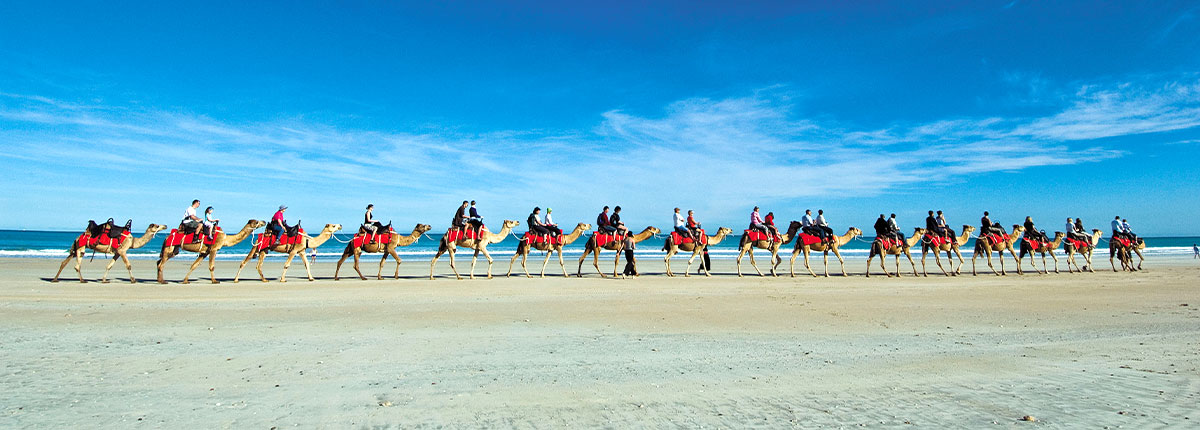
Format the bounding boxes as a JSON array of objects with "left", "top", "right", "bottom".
[
  {"left": 543, "top": 208, "right": 561, "bottom": 236},
  {"left": 1120, "top": 218, "right": 1138, "bottom": 243},
  {"left": 597, "top": 206, "right": 615, "bottom": 233},
  {"left": 467, "top": 201, "right": 484, "bottom": 236},
  {"left": 202, "top": 206, "right": 219, "bottom": 242},
  {"left": 764, "top": 211, "right": 779, "bottom": 238},
  {"left": 925, "top": 210, "right": 943, "bottom": 238},
  {"left": 687, "top": 210, "right": 703, "bottom": 241},
  {"left": 451, "top": 201, "right": 469, "bottom": 232},
  {"left": 873, "top": 214, "right": 890, "bottom": 242},
  {"left": 528, "top": 207, "right": 552, "bottom": 238},
  {"left": 1066, "top": 217, "right": 1087, "bottom": 242},
  {"left": 268, "top": 205, "right": 287, "bottom": 244},
  {"left": 182, "top": 199, "right": 203, "bottom": 242},
  {"left": 887, "top": 213, "right": 905, "bottom": 246},
  {"left": 672, "top": 208, "right": 690, "bottom": 239},
  {"left": 363, "top": 204, "right": 384, "bottom": 243},
  {"left": 935, "top": 211, "right": 954, "bottom": 240},
  {"left": 611, "top": 206, "right": 627, "bottom": 236},
  {"left": 1023, "top": 216, "right": 1047, "bottom": 243},
  {"left": 750, "top": 207, "right": 771, "bottom": 241},
  {"left": 815, "top": 210, "right": 834, "bottom": 244},
  {"left": 800, "top": 209, "right": 816, "bottom": 237},
  {"left": 981, "top": 211, "right": 1006, "bottom": 238}
]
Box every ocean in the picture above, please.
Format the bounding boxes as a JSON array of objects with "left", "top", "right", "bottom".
[{"left": 2, "top": 229, "right": 1196, "bottom": 262}]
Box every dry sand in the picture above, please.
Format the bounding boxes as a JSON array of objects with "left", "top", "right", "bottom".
[{"left": 3, "top": 255, "right": 1199, "bottom": 428}]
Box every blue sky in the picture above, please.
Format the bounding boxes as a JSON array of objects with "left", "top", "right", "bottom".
[{"left": 2, "top": 1, "right": 1199, "bottom": 235}]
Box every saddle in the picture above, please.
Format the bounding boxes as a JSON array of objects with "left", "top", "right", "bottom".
[
  {"left": 798, "top": 233, "right": 823, "bottom": 246},
  {"left": 85, "top": 218, "right": 131, "bottom": 238},
  {"left": 593, "top": 231, "right": 629, "bottom": 248},
  {"left": 1065, "top": 237, "right": 1090, "bottom": 250},
  {"left": 670, "top": 229, "right": 706, "bottom": 245},
  {"left": 447, "top": 225, "right": 485, "bottom": 242},
  {"left": 923, "top": 233, "right": 951, "bottom": 247},
  {"left": 359, "top": 221, "right": 391, "bottom": 235},
  {"left": 743, "top": 229, "right": 781, "bottom": 243},
  {"left": 524, "top": 231, "right": 565, "bottom": 246}
]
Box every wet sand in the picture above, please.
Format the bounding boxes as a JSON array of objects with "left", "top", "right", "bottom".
[{"left": 3, "top": 255, "right": 1199, "bottom": 428}]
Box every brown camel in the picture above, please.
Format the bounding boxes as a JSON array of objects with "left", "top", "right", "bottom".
[
  {"left": 429, "top": 220, "right": 520, "bottom": 280},
  {"left": 1063, "top": 229, "right": 1103, "bottom": 273},
  {"left": 662, "top": 227, "right": 732, "bottom": 277},
  {"left": 335, "top": 223, "right": 433, "bottom": 280},
  {"left": 736, "top": 221, "right": 802, "bottom": 277},
  {"left": 971, "top": 225, "right": 1025, "bottom": 276},
  {"left": 865, "top": 228, "right": 926, "bottom": 278},
  {"left": 52, "top": 223, "right": 167, "bottom": 283},
  {"left": 233, "top": 223, "right": 343, "bottom": 283},
  {"left": 1017, "top": 231, "right": 1065, "bottom": 274},
  {"left": 156, "top": 219, "right": 266, "bottom": 284},
  {"left": 1109, "top": 236, "right": 1145, "bottom": 272},
  {"left": 919, "top": 225, "right": 975, "bottom": 277},
  {"left": 789, "top": 227, "right": 862, "bottom": 278},
  {"left": 576, "top": 226, "right": 660, "bottom": 278},
  {"left": 506, "top": 222, "right": 592, "bottom": 278}
]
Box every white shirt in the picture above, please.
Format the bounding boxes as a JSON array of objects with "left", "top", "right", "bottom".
[
  {"left": 1120, "top": 221, "right": 1132, "bottom": 233},
  {"left": 1066, "top": 222, "right": 1075, "bottom": 233},
  {"left": 1111, "top": 220, "right": 1123, "bottom": 232},
  {"left": 184, "top": 206, "right": 197, "bottom": 219},
  {"left": 936, "top": 215, "right": 947, "bottom": 227},
  {"left": 544, "top": 213, "right": 554, "bottom": 225},
  {"left": 888, "top": 218, "right": 899, "bottom": 231},
  {"left": 673, "top": 212, "right": 685, "bottom": 228},
  {"left": 801, "top": 214, "right": 814, "bottom": 227},
  {"left": 815, "top": 214, "right": 828, "bottom": 227}
]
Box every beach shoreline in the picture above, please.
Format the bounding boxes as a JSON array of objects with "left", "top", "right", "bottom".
[{"left": 3, "top": 257, "right": 1199, "bottom": 427}]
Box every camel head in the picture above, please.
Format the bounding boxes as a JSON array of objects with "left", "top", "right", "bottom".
[
  {"left": 788, "top": 220, "right": 803, "bottom": 231},
  {"left": 1052, "top": 231, "right": 1065, "bottom": 240},
  {"left": 412, "top": 224, "right": 433, "bottom": 234},
  {"left": 501, "top": 220, "right": 520, "bottom": 230},
  {"left": 147, "top": 224, "right": 169, "bottom": 234},
  {"left": 847, "top": 227, "right": 862, "bottom": 238},
  {"left": 913, "top": 227, "right": 927, "bottom": 236},
  {"left": 574, "top": 222, "right": 593, "bottom": 232},
  {"left": 962, "top": 225, "right": 976, "bottom": 234},
  {"left": 247, "top": 219, "right": 267, "bottom": 229},
  {"left": 1012, "top": 225, "right": 1025, "bottom": 235},
  {"left": 715, "top": 227, "right": 733, "bottom": 236},
  {"left": 644, "top": 226, "right": 661, "bottom": 235},
  {"left": 320, "top": 224, "right": 343, "bottom": 234}
]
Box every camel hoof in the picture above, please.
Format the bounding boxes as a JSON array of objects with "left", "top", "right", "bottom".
[
  {"left": 51, "top": 279, "right": 59, "bottom": 283},
  {"left": 212, "top": 280, "right": 220, "bottom": 284},
  {"left": 101, "top": 280, "right": 110, "bottom": 284}
]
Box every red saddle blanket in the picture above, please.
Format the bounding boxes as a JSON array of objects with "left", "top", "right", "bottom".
[
  {"left": 1023, "top": 237, "right": 1055, "bottom": 250},
  {"left": 164, "top": 227, "right": 223, "bottom": 247},
  {"left": 352, "top": 231, "right": 393, "bottom": 248},
  {"left": 981, "top": 233, "right": 1010, "bottom": 246},
  {"left": 1114, "top": 237, "right": 1136, "bottom": 248},
  {"left": 799, "top": 233, "right": 823, "bottom": 246},
  {"left": 523, "top": 232, "right": 564, "bottom": 246},
  {"left": 923, "top": 234, "right": 952, "bottom": 248},
  {"left": 252, "top": 229, "right": 306, "bottom": 251},
  {"left": 743, "top": 230, "right": 782, "bottom": 242},
  {"left": 446, "top": 226, "right": 484, "bottom": 243},
  {"left": 593, "top": 231, "right": 629, "bottom": 247},
  {"left": 670, "top": 229, "right": 707, "bottom": 245},
  {"left": 1065, "top": 238, "right": 1090, "bottom": 250},
  {"left": 76, "top": 231, "right": 131, "bottom": 249},
  {"left": 876, "top": 237, "right": 904, "bottom": 250}
]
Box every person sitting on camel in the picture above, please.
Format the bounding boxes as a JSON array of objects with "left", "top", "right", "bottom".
[
  {"left": 1023, "top": 216, "right": 1048, "bottom": 243},
  {"left": 182, "top": 199, "right": 203, "bottom": 243},
  {"left": 981, "top": 211, "right": 1006, "bottom": 238},
  {"left": 815, "top": 209, "right": 834, "bottom": 245},
  {"left": 528, "top": 207, "right": 553, "bottom": 239},
  {"left": 764, "top": 211, "right": 780, "bottom": 239},
  {"left": 363, "top": 204, "right": 385, "bottom": 243},
  {"left": 597, "top": 206, "right": 616, "bottom": 234},
  {"left": 887, "top": 213, "right": 906, "bottom": 247},
  {"left": 611, "top": 206, "right": 628, "bottom": 237},
  {"left": 202, "top": 206, "right": 219, "bottom": 242},
  {"left": 451, "top": 201, "right": 469, "bottom": 233},
  {"left": 543, "top": 207, "right": 561, "bottom": 236},
  {"left": 467, "top": 201, "right": 484, "bottom": 237},
  {"left": 268, "top": 205, "right": 288, "bottom": 244},
  {"left": 672, "top": 208, "right": 691, "bottom": 241},
  {"left": 749, "top": 206, "right": 772, "bottom": 241},
  {"left": 687, "top": 210, "right": 703, "bottom": 242}
]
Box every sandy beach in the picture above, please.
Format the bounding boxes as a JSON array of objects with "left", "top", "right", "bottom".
[{"left": 3, "top": 255, "right": 1198, "bottom": 428}]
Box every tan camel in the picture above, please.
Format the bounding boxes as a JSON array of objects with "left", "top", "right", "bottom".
[
  {"left": 576, "top": 226, "right": 660, "bottom": 278},
  {"left": 736, "top": 221, "right": 802, "bottom": 277},
  {"left": 233, "top": 223, "right": 343, "bottom": 283},
  {"left": 507, "top": 223, "right": 592, "bottom": 278},
  {"left": 52, "top": 223, "right": 167, "bottom": 283},
  {"left": 1109, "top": 236, "right": 1145, "bottom": 272},
  {"left": 156, "top": 219, "right": 265, "bottom": 284},
  {"left": 1064, "top": 229, "right": 1103, "bottom": 273},
  {"left": 662, "top": 227, "right": 732, "bottom": 277},
  {"left": 971, "top": 225, "right": 1025, "bottom": 276},
  {"left": 1017, "top": 231, "right": 1065, "bottom": 274},
  {"left": 429, "top": 220, "right": 520, "bottom": 280},
  {"left": 865, "top": 228, "right": 926, "bottom": 278},
  {"left": 919, "top": 225, "right": 975, "bottom": 277},
  {"left": 335, "top": 224, "right": 433, "bottom": 280},
  {"left": 789, "top": 227, "right": 862, "bottom": 278}
]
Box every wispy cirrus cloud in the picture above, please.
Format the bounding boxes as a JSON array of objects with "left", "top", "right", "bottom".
[{"left": 0, "top": 77, "right": 1197, "bottom": 227}]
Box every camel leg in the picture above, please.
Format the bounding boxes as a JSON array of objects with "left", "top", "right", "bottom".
[
  {"left": 1135, "top": 249, "right": 1144, "bottom": 271},
  {"left": 822, "top": 251, "right": 830, "bottom": 277},
  {"left": 156, "top": 250, "right": 174, "bottom": 284},
  {"left": 102, "top": 253, "right": 117, "bottom": 283},
  {"left": 684, "top": 249, "right": 698, "bottom": 278},
  {"left": 894, "top": 254, "right": 901, "bottom": 278},
  {"left": 52, "top": 246, "right": 80, "bottom": 283},
  {"left": 865, "top": 252, "right": 874, "bottom": 278},
  {"left": 233, "top": 248, "right": 257, "bottom": 283},
  {"left": 119, "top": 251, "right": 136, "bottom": 283},
  {"left": 1049, "top": 251, "right": 1058, "bottom": 274},
  {"left": 377, "top": 251, "right": 388, "bottom": 280},
  {"left": 538, "top": 250, "right": 552, "bottom": 278},
  {"left": 613, "top": 246, "right": 623, "bottom": 278},
  {"left": 429, "top": 248, "right": 443, "bottom": 280},
  {"left": 953, "top": 249, "right": 964, "bottom": 275},
  {"left": 664, "top": 247, "right": 675, "bottom": 277},
  {"left": 1009, "top": 248, "right": 1022, "bottom": 275},
  {"left": 469, "top": 249, "right": 479, "bottom": 280},
  {"left": 73, "top": 248, "right": 86, "bottom": 283},
  {"left": 448, "top": 247, "right": 462, "bottom": 280},
  {"left": 880, "top": 251, "right": 891, "bottom": 278},
  {"left": 182, "top": 252, "right": 207, "bottom": 284},
  {"left": 592, "top": 248, "right": 605, "bottom": 278},
  {"left": 208, "top": 252, "right": 219, "bottom": 284},
  {"left": 769, "top": 250, "right": 781, "bottom": 277},
  {"left": 351, "top": 251, "right": 368, "bottom": 280},
  {"left": 906, "top": 251, "right": 918, "bottom": 277},
  {"left": 833, "top": 248, "right": 847, "bottom": 277},
  {"left": 920, "top": 249, "right": 929, "bottom": 277},
  {"left": 481, "top": 246, "right": 495, "bottom": 279},
  {"left": 299, "top": 248, "right": 315, "bottom": 281},
  {"left": 748, "top": 249, "right": 764, "bottom": 277},
  {"left": 557, "top": 249, "right": 567, "bottom": 278},
  {"left": 506, "top": 250, "right": 520, "bottom": 277},
  {"left": 1109, "top": 247, "right": 1118, "bottom": 272},
  {"left": 805, "top": 249, "right": 819, "bottom": 277},
  {"left": 576, "top": 248, "right": 588, "bottom": 278},
  {"left": 1085, "top": 250, "right": 1095, "bottom": 273},
  {"left": 736, "top": 247, "right": 747, "bottom": 277},
  {"left": 279, "top": 251, "right": 297, "bottom": 282},
  {"left": 250, "top": 251, "right": 267, "bottom": 282},
  {"left": 334, "top": 248, "right": 350, "bottom": 281},
  {"left": 788, "top": 249, "right": 799, "bottom": 277}
]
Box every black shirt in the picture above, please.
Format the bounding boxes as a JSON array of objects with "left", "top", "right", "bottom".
[{"left": 873, "top": 218, "right": 889, "bottom": 236}]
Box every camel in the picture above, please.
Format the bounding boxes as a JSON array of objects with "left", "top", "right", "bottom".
[
  {"left": 233, "top": 223, "right": 343, "bottom": 283},
  {"left": 1016, "top": 231, "right": 1065, "bottom": 275},
  {"left": 865, "top": 228, "right": 926, "bottom": 278},
  {"left": 1063, "top": 229, "right": 1103, "bottom": 273},
  {"left": 971, "top": 225, "right": 1025, "bottom": 276},
  {"left": 789, "top": 227, "right": 862, "bottom": 278},
  {"left": 506, "top": 223, "right": 592, "bottom": 278},
  {"left": 1109, "top": 236, "right": 1145, "bottom": 272},
  {"left": 576, "top": 226, "right": 660, "bottom": 278},
  {"left": 156, "top": 219, "right": 266, "bottom": 284},
  {"left": 335, "top": 224, "right": 433, "bottom": 280},
  {"left": 662, "top": 227, "right": 732, "bottom": 277},
  {"left": 736, "top": 221, "right": 802, "bottom": 277},
  {"left": 429, "top": 220, "right": 520, "bottom": 280},
  {"left": 52, "top": 223, "right": 168, "bottom": 283},
  {"left": 919, "top": 225, "right": 975, "bottom": 277}
]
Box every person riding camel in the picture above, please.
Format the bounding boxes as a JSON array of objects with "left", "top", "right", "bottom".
[
  {"left": 764, "top": 211, "right": 780, "bottom": 239},
  {"left": 687, "top": 210, "right": 703, "bottom": 242},
  {"left": 1073, "top": 218, "right": 1087, "bottom": 241},
  {"left": 873, "top": 214, "right": 890, "bottom": 243},
  {"left": 981, "top": 211, "right": 1006, "bottom": 238},
  {"left": 750, "top": 207, "right": 772, "bottom": 241},
  {"left": 1023, "top": 216, "right": 1048, "bottom": 243},
  {"left": 815, "top": 210, "right": 834, "bottom": 245},
  {"left": 887, "top": 213, "right": 906, "bottom": 247},
  {"left": 182, "top": 199, "right": 203, "bottom": 243},
  {"left": 528, "top": 207, "right": 552, "bottom": 238},
  {"left": 936, "top": 211, "right": 954, "bottom": 240},
  {"left": 800, "top": 209, "right": 816, "bottom": 237},
  {"left": 672, "top": 208, "right": 690, "bottom": 241},
  {"left": 1066, "top": 217, "right": 1086, "bottom": 242},
  {"left": 597, "top": 206, "right": 615, "bottom": 234},
  {"left": 467, "top": 201, "right": 484, "bottom": 237},
  {"left": 611, "top": 206, "right": 628, "bottom": 236},
  {"left": 451, "top": 201, "right": 469, "bottom": 232},
  {"left": 268, "top": 205, "right": 288, "bottom": 244},
  {"left": 363, "top": 204, "right": 385, "bottom": 243},
  {"left": 543, "top": 208, "right": 561, "bottom": 236},
  {"left": 925, "top": 210, "right": 942, "bottom": 237},
  {"left": 1120, "top": 218, "right": 1138, "bottom": 243},
  {"left": 202, "top": 206, "right": 219, "bottom": 242}
]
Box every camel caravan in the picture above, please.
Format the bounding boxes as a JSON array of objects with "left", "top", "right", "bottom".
[{"left": 49, "top": 200, "right": 1151, "bottom": 283}]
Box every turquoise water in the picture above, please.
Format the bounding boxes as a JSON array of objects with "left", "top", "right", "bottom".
[{"left": 2, "top": 229, "right": 1196, "bottom": 261}]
